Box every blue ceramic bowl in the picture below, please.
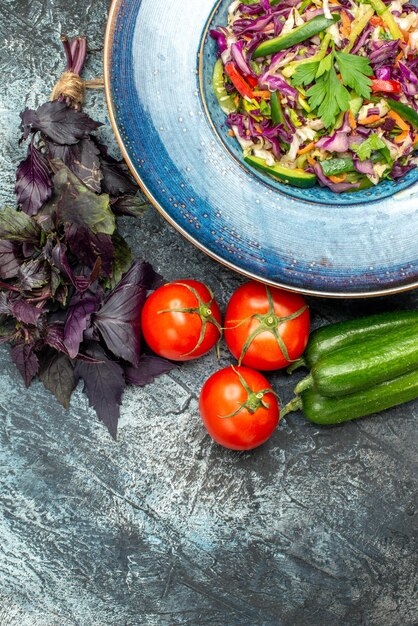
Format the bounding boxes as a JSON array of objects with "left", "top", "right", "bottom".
[{"left": 104, "top": 0, "right": 418, "bottom": 297}]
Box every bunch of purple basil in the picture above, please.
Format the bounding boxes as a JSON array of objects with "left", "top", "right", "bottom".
[{"left": 0, "top": 47, "right": 175, "bottom": 438}]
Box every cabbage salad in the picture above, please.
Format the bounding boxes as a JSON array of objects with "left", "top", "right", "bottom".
[{"left": 211, "top": 0, "right": 418, "bottom": 191}]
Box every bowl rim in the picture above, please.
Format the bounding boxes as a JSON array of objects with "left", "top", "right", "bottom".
[{"left": 104, "top": 0, "right": 418, "bottom": 299}]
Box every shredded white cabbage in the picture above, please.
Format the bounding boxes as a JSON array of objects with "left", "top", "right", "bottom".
[
  {"left": 358, "top": 99, "right": 389, "bottom": 121},
  {"left": 228, "top": 0, "right": 241, "bottom": 16},
  {"left": 287, "top": 135, "right": 301, "bottom": 162},
  {"left": 409, "top": 31, "right": 418, "bottom": 50},
  {"left": 323, "top": 0, "right": 333, "bottom": 20},
  {"left": 294, "top": 9, "right": 305, "bottom": 26},
  {"left": 396, "top": 13, "right": 418, "bottom": 32},
  {"left": 372, "top": 26, "right": 381, "bottom": 42},
  {"left": 382, "top": 137, "right": 403, "bottom": 160},
  {"left": 253, "top": 148, "right": 276, "bottom": 166},
  {"left": 389, "top": 0, "right": 404, "bottom": 13},
  {"left": 232, "top": 126, "right": 255, "bottom": 151},
  {"left": 281, "top": 10, "right": 296, "bottom": 35},
  {"left": 296, "top": 126, "right": 317, "bottom": 142},
  {"left": 307, "top": 118, "right": 325, "bottom": 131},
  {"left": 327, "top": 23, "right": 342, "bottom": 47}
]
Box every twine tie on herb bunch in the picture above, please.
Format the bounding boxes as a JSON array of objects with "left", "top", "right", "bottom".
[{"left": 50, "top": 35, "right": 104, "bottom": 109}]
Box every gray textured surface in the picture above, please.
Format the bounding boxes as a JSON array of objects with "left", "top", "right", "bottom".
[{"left": 0, "top": 1, "right": 417, "bottom": 625}]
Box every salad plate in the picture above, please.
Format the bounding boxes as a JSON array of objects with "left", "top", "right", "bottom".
[{"left": 104, "top": 0, "right": 418, "bottom": 297}]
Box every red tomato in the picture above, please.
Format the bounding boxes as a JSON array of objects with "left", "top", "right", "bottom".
[
  {"left": 141, "top": 280, "right": 222, "bottom": 361},
  {"left": 199, "top": 366, "right": 279, "bottom": 450},
  {"left": 224, "top": 282, "right": 310, "bottom": 371}
]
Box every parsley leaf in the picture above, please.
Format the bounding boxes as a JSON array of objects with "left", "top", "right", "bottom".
[
  {"left": 307, "top": 67, "right": 350, "bottom": 129},
  {"left": 292, "top": 61, "right": 320, "bottom": 87},
  {"left": 292, "top": 50, "right": 373, "bottom": 128},
  {"left": 335, "top": 51, "right": 373, "bottom": 99},
  {"left": 316, "top": 52, "right": 334, "bottom": 78},
  {"left": 351, "top": 133, "right": 392, "bottom": 162}
]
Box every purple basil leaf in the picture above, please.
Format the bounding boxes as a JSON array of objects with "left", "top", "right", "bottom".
[
  {"left": 45, "top": 138, "right": 102, "bottom": 193},
  {"left": 64, "top": 291, "right": 100, "bottom": 359},
  {"left": 74, "top": 342, "right": 126, "bottom": 439},
  {"left": 51, "top": 241, "right": 102, "bottom": 292},
  {"left": 110, "top": 195, "right": 149, "bottom": 217},
  {"left": 0, "top": 315, "right": 15, "bottom": 342},
  {"left": 11, "top": 300, "right": 43, "bottom": 326},
  {"left": 44, "top": 322, "right": 101, "bottom": 362},
  {"left": 64, "top": 224, "right": 114, "bottom": 277},
  {"left": 72, "top": 257, "right": 102, "bottom": 293},
  {"left": 22, "top": 242, "right": 35, "bottom": 258},
  {"left": 52, "top": 164, "right": 115, "bottom": 235},
  {"left": 11, "top": 343, "right": 39, "bottom": 387},
  {"left": 50, "top": 266, "right": 62, "bottom": 297},
  {"left": 51, "top": 240, "right": 75, "bottom": 279},
  {"left": 94, "top": 141, "right": 137, "bottom": 195},
  {"left": 124, "top": 355, "right": 176, "bottom": 386},
  {"left": 39, "top": 349, "right": 76, "bottom": 409},
  {"left": 100, "top": 159, "right": 138, "bottom": 196},
  {"left": 0, "top": 241, "right": 21, "bottom": 279},
  {"left": 44, "top": 322, "right": 68, "bottom": 354},
  {"left": 0, "top": 293, "right": 11, "bottom": 315},
  {"left": 15, "top": 142, "right": 52, "bottom": 216},
  {"left": 20, "top": 101, "right": 102, "bottom": 145},
  {"left": 0, "top": 206, "right": 40, "bottom": 242},
  {"left": 104, "top": 234, "right": 132, "bottom": 290},
  {"left": 93, "top": 260, "right": 150, "bottom": 366},
  {"left": 18, "top": 258, "right": 49, "bottom": 291},
  {"left": 141, "top": 262, "right": 165, "bottom": 291}
]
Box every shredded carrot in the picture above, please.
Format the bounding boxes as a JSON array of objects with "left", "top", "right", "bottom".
[
  {"left": 370, "top": 16, "right": 385, "bottom": 27},
  {"left": 329, "top": 174, "right": 347, "bottom": 183},
  {"left": 340, "top": 10, "right": 351, "bottom": 38},
  {"left": 394, "top": 129, "right": 410, "bottom": 144},
  {"left": 388, "top": 110, "right": 410, "bottom": 131},
  {"left": 307, "top": 156, "right": 317, "bottom": 167},
  {"left": 253, "top": 90, "right": 271, "bottom": 99},
  {"left": 228, "top": 130, "right": 235, "bottom": 137},
  {"left": 395, "top": 49, "right": 404, "bottom": 64},
  {"left": 297, "top": 142, "right": 316, "bottom": 155},
  {"left": 358, "top": 114, "right": 382, "bottom": 125},
  {"left": 414, "top": 134, "right": 418, "bottom": 145},
  {"left": 400, "top": 29, "right": 409, "bottom": 44},
  {"left": 234, "top": 94, "right": 240, "bottom": 107},
  {"left": 348, "top": 111, "right": 357, "bottom": 130}
]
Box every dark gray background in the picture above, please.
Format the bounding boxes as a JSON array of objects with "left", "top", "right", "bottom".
[{"left": 0, "top": 1, "right": 417, "bottom": 625}]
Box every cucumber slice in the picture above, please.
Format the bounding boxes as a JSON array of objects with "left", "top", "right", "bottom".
[{"left": 245, "top": 155, "right": 317, "bottom": 188}]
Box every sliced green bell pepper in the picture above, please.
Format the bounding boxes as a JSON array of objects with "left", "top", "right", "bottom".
[{"left": 253, "top": 14, "right": 340, "bottom": 59}]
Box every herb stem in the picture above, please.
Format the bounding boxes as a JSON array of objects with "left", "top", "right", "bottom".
[
  {"left": 73, "top": 38, "right": 87, "bottom": 76},
  {"left": 61, "top": 35, "right": 73, "bottom": 71}
]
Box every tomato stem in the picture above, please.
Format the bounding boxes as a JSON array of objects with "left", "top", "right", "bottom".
[
  {"left": 219, "top": 366, "right": 276, "bottom": 418},
  {"left": 233, "top": 286, "right": 308, "bottom": 366},
  {"left": 158, "top": 282, "right": 222, "bottom": 357}
]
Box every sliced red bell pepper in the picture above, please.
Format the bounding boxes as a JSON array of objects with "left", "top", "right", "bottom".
[
  {"left": 246, "top": 74, "right": 259, "bottom": 89},
  {"left": 371, "top": 78, "right": 402, "bottom": 93},
  {"left": 224, "top": 62, "right": 255, "bottom": 100}
]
